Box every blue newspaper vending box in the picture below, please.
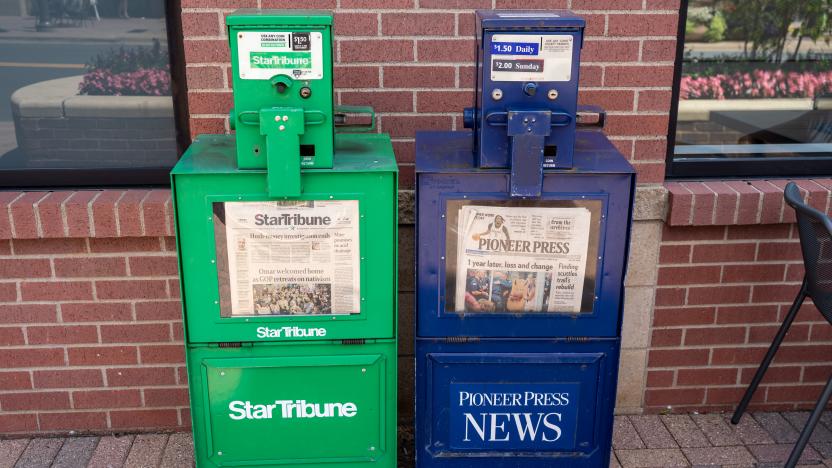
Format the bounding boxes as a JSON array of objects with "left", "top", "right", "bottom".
[{"left": 415, "top": 10, "right": 635, "bottom": 468}]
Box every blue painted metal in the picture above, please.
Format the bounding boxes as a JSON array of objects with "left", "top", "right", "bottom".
[
  {"left": 415, "top": 338, "right": 619, "bottom": 467},
  {"left": 415, "top": 130, "right": 635, "bottom": 339},
  {"left": 464, "top": 10, "right": 585, "bottom": 175},
  {"left": 415, "top": 11, "right": 633, "bottom": 467}
]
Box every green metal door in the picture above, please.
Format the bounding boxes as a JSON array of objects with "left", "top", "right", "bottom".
[
  {"left": 188, "top": 341, "right": 397, "bottom": 467},
  {"left": 172, "top": 133, "right": 397, "bottom": 344}
]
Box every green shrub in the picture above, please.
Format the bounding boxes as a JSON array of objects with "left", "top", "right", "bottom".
[{"left": 704, "top": 11, "right": 727, "bottom": 42}]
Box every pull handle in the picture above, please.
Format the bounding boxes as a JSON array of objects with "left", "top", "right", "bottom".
[
  {"left": 576, "top": 105, "right": 606, "bottom": 128},
  {"left": 334, "top": 105, "right": 375, "bottom": 132},
  {"left": 259, "top": 108, "right": 305, "bottom": 198}
]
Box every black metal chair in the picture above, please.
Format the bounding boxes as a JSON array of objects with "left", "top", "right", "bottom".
[{"left": 731, "top": 182, "right": 832, "bottom": 468}]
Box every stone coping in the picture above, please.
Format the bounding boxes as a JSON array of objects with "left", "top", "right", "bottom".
[
  {"left": 0, "top": 186, "right": 667, "bottom": 240},
  {"left": 11, "top": 76, "right": 173, "bottom": 119}
]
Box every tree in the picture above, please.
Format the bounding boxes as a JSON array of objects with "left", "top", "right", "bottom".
[
  {"left": 791, "top": 0, "right": 832, "bottom": 60},
  {"left": 725, "top": 0, "right": 831, "bottom": 62}
]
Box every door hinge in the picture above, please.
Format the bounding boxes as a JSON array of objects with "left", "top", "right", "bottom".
[
  {"left": 217, "top": 342, "right": 243, "bottom": 348},
  {"left": 444, "top": 336, "right": 480, "bottom": 343},
  {"left": 565, "top": 336, "right": 590, "bottom": 343}
]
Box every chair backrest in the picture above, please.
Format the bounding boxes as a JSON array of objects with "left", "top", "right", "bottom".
[{"left": 784, "top": 182, "right": 832, "bottom": 324}]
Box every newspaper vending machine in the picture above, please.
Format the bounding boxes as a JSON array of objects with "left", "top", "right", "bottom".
[
  {"left": 172, "top": 10, "right": 398, "bottom": 467},
  {"left": 415, "top": 11, "right": 635, "bottom": 467}
]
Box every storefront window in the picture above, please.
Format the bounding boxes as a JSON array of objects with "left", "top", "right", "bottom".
[
  {"left": 0, "top": 0, "right": 185, "bottom": 186},
  {"left": 669, "top": 0, "right": 832, "bottom": 177}
]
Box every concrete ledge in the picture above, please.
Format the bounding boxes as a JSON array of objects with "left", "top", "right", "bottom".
[
  {"left": 64, "top": 95, "right": 174, "bottom": 119},
  {"left": 678, "top": 98, "right": 816, "bottom": 122},
  {"left": 11, "top": 76, "right": 173, "bottom": 119},
  {"left": 10, "top": 76, "right": 80, "bottom": 118}
]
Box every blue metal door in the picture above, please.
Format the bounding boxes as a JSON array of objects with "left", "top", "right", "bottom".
[
  {"left": 416, "top": 131, "right": 634, "bottom": 339},
  {"left": 415, "top": 338, "right": 618, "bottom": 467}
]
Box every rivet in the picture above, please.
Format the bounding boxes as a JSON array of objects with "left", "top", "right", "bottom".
[
  {"left": 220, "top": 371, "right": 225, "bottom": 376},
  {"left": 362, "top": 368, "right": 366, "bottom": 373},
  {"left": 279, "top": 125, "right": 285, "bottom": 131},
  {"left": 274, "top": 116, "right": 281, "bottom": 122},
  {"left": 210, "top": 259, "right": 216, "bottom": 264},
  {"left": 440, "top": 256, "right": 445, "bottom": 260},
  {"left": 548, "top": 89, "right": 559, "bottom": 100},
  {"left": 218, "top": 451, "right": 223, "bottom": 456},
  {"left": 282, "top": 115, "right": 289, "bottom": 122}
]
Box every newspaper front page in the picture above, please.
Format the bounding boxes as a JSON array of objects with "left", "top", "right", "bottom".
[
  {"left": 453, "top": 205, "right": 592, "bottom": 314},
  {"left": 221, "top": 200, "right": 360, "bottom": 316}
]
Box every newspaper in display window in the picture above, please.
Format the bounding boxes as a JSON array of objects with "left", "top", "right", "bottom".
[
  {"left": 218, "top": 200, "right": 360, "bottom": 317},
  {"left": 454, "top": 205, "right": 592, "bottom": 314}
]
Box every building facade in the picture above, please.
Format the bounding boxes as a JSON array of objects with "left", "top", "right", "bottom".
[{"left": 0, "top": 0, "right": 829, "bottom": 435}]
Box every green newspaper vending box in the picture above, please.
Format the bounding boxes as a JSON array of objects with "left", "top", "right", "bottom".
[{"left": 172, "top": 10, "right": 398, "bottom": 467}]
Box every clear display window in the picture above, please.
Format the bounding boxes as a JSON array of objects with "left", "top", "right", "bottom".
[
  {"left": 444, "top": 199, "right": 603, "bottom": 315},
  {"left": 213, "top": 200, "right": 361, "bottom": 318}
]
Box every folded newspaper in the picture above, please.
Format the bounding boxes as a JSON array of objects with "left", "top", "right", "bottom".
[
  {"left": 454, "top": 205, "right": 591, "bottom": 314},
  {"left": 221, "top": 200, "right": 361, "bottom": 316}
]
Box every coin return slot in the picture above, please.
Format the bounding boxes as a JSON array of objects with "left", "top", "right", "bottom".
[
  {"left": 544, "top": 145, "right": 557, "bottom": 157},
  {"left": 300, "top": 145, "right": 315, "bottom": 157}
]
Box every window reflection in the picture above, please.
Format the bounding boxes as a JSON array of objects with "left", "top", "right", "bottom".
[
  {"left": 0, "top": 0, "right": 177, "bottom": 171},
  {"left": 675, "top": 1, "right": 832, "bottom": 160}
]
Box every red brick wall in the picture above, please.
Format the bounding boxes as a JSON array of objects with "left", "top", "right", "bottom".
[
  {"left": 648, "top": 181, "right": 832, "bottom": 413},
  {"left": 0, "top": 191, "right": 189, "bottom": 434},
  {"left": 182, "top": 0, "right": 681, "bottom": 186},
  {"left": 1, "top": 2, "right": 683, "bottom": 435}
]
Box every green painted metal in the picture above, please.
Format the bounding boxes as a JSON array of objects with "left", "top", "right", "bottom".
[
  {"left": 226, "top": 9, "right": 333, "bottom": 26},
  {"left": 187, "top": 341, "right": 397, "bottom": 467},
  {"left": 171, "top": 133, "right": 398, "bottom": 345},
  {"left": 176, "top": 10, "right": 398, "bottom": 466},
  {"left": 259, "top": 107, "right": 305, "bottom": 197},
  {"left": 227, "top": 9, "right": 335, "bottom": 171}
]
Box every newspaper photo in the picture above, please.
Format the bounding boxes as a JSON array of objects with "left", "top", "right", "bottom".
[
  {"left": 218, "top": 200, "right": 360, "bottom": 316},
  {"left": 453, "top": 205, "right": 592, "bottom": 314}
]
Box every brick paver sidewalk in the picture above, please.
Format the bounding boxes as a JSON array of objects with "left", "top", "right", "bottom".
[{"left": 1, "top": 411, "right": 831, "bottom": 467}]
